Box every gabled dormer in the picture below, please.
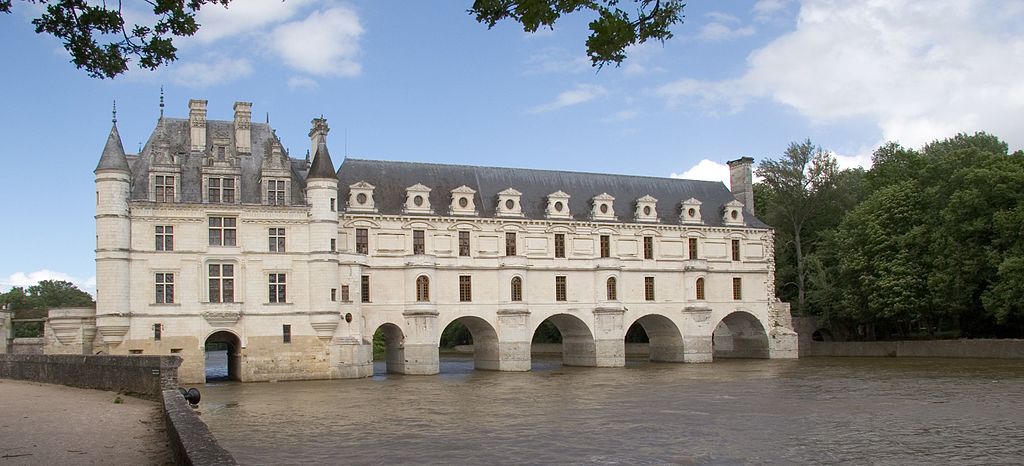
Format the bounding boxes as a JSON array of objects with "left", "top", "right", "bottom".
[
  {"left": 546, "top": 191, "right": 572, "bottom": 219},
  {"left": 723, "top": 199, "right": 745, "bottom": 226},
  {"left": 450, "top": 185, "right": 477, "bottom": 216},
  {"left": 591, "top": 193, "right": 616, "bottom": 221},
  {"left": 404, "top": 183, "right": 432, "bottom": 214},
  {"left": 148, "top": 120, "right": 181, "bottom": 203},
  {"left": 634, "top": 195, "right": 658, "bottom": 223},
  {"left": 348, "top": 181, "right": 377, "bottom": 212},
  {"left": 496, "top": 188, "right": 523, "bottom": 217},
  {"left": 680, "top": 198, "right": 703, "bottom": 225},
  {"left": 261, "top": 135, "right": 291, "bottom": 205}
]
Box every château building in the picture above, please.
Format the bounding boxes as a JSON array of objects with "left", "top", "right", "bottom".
[{"left": 89, "top": 99, "right": 797, "bottom": 383}]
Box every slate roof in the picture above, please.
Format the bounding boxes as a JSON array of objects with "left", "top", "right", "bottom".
[
  {"left": 307, "top": 141, "right": 336, "bottom": 179},
  {"left": 336, "top": 158, "right": 768, "bottom": 228},
  {"left": 96, "top": 123, "right": 129, "bottom": 172}
]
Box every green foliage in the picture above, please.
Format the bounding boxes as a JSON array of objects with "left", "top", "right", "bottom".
[
  {"left": 439, "top": 321, "right": 473, "bottom": 348},
  {"left": 1, "top": 280, "right": 93, "bottom": 338},
  {"left": 470, "top": 0, "right": 685, "bottom": 68},
  {"left": 531, "top": 320, "right": 562, "bottom": 343}
]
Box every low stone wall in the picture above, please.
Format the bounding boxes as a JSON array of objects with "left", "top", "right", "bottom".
[
  {"left": 0, "top": 354, "right": 179, "bottom": 399},
  {"left": 454, "top": 343, "right": 651, "bottom": 356},
  {"left": 804, "top": 339, "right": 1024, "bottom": 359},
  {"left": 162, "top": 389, "right": 238, "bottom": 466},
  {"left": 11, "top": 337, "right": 44, "bottom": 355}
]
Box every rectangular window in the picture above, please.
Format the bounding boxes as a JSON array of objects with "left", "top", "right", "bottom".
[
  {"left": 154, "top": 175, "right": 175, "bottom": 202},
  {"left": 267, "top": 179, "right": 286, "bottom": 206},
  {"left": 600, "top": 235, "right": 611, "bottom": 258},
  {"left": 361, "top": 276, "right": 370, "bottom": 303},
  {"left": 459, "top": 275, "right": 472, "bottom": 302},
  {"left": 413, "top": 230, "right": 425, "bottom": 255},
  {"left": 269, "top": 273, "right": 286, "bottom": 303},
  {"left": 555, "top": 276, "right": 567, "bottom": 301},
  {"left": 269, "top": 228, "right": 286, "bottom": 252},
  {"left": 155, "top": 226, "right": 173, "bottom": 251},
  {"left": 207, "top": 177, "right": 236, "bottom": 203},
  {"left": 689, "top": 238, "right": 698, "bottom": 260},
  {"left": 153, "top": 323, "right": 162, "bottom": 341},
  {"left": 356, "top": 228, "right": 368, "bottom": 254},
  {"left": 554, "top": 233, "right": 565, "bottom": 258},
  {"left": 733, "top": 277, "right": 742, "bottom": 300},
  {"left": 155, "top": 273, "right": 174, "bottom": 304},
  {"left": 505, "top": 232, "right": 517, "bottom": 256},
  {"left": 208, "top": 264, "right": 234, "bottom": 303},
  {"left": 645, "top": 276, "right": 655, "bottom": 301},
  {"left": 732, "top": 239, "right": 741, "bottom": 261},
  {"left": 282, "top": 324, "right": 291, "bottom": 344},
  {"left": 341, "top": 285, "right": 350, "bottom": 302},
  {"left": 330, "top": 198, "right": 336, "bottom": 212},
  {"left": 331, "top": 288, "right": 337, "bottom": 302},
  {"left": 459, "top": 231, "right": 470, "bottom": 257},
  {"left": 330, "top": 238, "right": 336, "bottom": 252},
  {"left": 208, "top": 217, "right": 237, "bottom": 246},
  {"left": 644, "top": 236, "right": 654, "bottom": 260}
]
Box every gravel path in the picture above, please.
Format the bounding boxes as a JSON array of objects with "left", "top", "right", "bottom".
[{"left": 0, "top": 379, "right": 172, "bottom": 465}]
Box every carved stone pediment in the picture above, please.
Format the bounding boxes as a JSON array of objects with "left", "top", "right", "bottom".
[{"left": 202, "top": 310, "right": 241, "bottom": 327}]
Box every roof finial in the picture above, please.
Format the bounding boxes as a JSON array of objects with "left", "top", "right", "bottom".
[
  {"left": 138, "top": 142, "right": 142, "bottom": 153},
  {"left": 159, "top": 86, "right": 165, "bottom": 119},
  {"left": 266, "top": 112, "right": 269, "bottom": 124},
  {"left": 112, "top": 100, "right": 117, "bottom": 125}
]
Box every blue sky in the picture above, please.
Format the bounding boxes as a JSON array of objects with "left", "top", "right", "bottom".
[{"left": 1, "top": 0, "right": 1022, "bottom": 295}]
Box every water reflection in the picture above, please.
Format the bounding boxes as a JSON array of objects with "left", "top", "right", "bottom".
[{"left": 199, "top": 356, "right": 1024, "bottom": 465}]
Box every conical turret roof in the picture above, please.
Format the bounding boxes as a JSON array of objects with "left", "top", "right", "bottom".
[
  {"left": 95, "top": 123, "right": 130, "bottom": 172},
  {"left": 307, "top": 140, "right": 337, "bottom": 180}
]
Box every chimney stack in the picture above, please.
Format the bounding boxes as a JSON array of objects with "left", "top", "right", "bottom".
[
  {"left": 234, "top": 101, "right": 252, "bottom": 154},
  {"left": 727, "top": 156, "right": 755, "bottom": 214},
  {"left": 309, "top": 116, "right": 330, "bottom": 156},
  {"left": 188, "top": 99, "right": 207, "bottom": 152}
]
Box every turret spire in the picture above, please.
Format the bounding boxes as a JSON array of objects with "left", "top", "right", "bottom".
[
  {"left": 307, "top": 140, "right": 337, "bottom": 179},
  {"left": 112, "top": 100, "right": 117, "bottom": 125},
  {"left": 96, "top": 119, "right": 129, "bottom": 173}
]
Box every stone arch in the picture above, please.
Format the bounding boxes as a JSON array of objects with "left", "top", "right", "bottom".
[
  {"left": 811, "top": 328, "right": 833, "bottom": 341},
  {"left": 438, "top": 315, "right": 501, "bottom": 371},
  {"left": 372, "top": 322, "right": 406, "bottom": 374},
  {"left": 204, "top": 330, "right": 242, "bottom": 382},
  {"left": 532, "top": 313, "right": 597, "bottom": 367},
  {"left": 625, "top": 314, "right": 685, "bottom": 362},
  {"left": 712, "top": 311, "right": 769, "bottom": 359}
]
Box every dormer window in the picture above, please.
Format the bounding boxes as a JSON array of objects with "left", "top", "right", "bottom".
[
  {"left": 404, "top": 183, "right": 432, "bottom": 214},
  {"left": 723, "top": 200, "right": 745, "bottom": 226},
  {"left": 154, "top": 175, "right": 175, "bottom": 203},
  {"left": 265, "top": 179, "right": 288, "bottom": 205},
  {"left": 450, "top": 185, "right": 477, "bottom": 216},
  {"left": 634, "top": 195, "right": 658, "bottom": 222},
  {"left": 545, "top": 191, "right": 571, "bottom": 219},
  {"left": 348, "top": 181, "right": 376, "bottom": 212},
  {"left": 496, "top": 188, "right": 523, "bottom": 217},
  {"left": 591, "top": 193, "right": 615, "bottom": 221},
  {"left": 206, "top": 176, "right": 237, "bottom": 204},
  {"left": 680, "top": 198, "right": 703, "bottom": 224}
]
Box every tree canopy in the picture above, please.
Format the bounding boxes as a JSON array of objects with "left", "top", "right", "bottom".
[
  {"left": 1, "top": 0, "right": 686, "bottom": 79},
  {"left": 1, "top": 280, "right": 94, "bottom": 337}
]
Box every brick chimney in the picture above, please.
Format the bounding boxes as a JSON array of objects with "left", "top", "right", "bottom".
[
  {"left": 233, "top": 101, "right": 252, "bottom": 154},
  {"left": 727, "top": 156, "right": 755, "bottom": 214},
  {"left": 188, "top": 99, "right": 207, "bottom": 152}
]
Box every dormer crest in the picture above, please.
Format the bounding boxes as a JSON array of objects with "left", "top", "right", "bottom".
[
  {"left": 546, "top": 191, "right": 572, "bottom": 219},
  {"left": 404, "top": 183, "right": 432, "bottom": 214},
  {"left": 680, "top": 197, "right": 703, "bottom": 224},
  {"left": 496, "top": 188, "right": 523, "bottom": 217},
  {"left": 723, "top": 199, "right": 745, "bottom": 226},
  {"left": 591, "top": 192, "right": 616, "bottom": 221},
  {"left": 348, "top": 181, "right": 377, "bottom": 212},
  {"left": 634, "top": 195, "right": 658, "bottom": 223},
  {"left": 450, "top": 185, "right": 477, "bottom": 216}
]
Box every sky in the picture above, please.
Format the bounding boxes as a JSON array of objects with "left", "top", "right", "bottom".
[{"left": 1, "top": 0, "right": 1022, "bottom": 296}]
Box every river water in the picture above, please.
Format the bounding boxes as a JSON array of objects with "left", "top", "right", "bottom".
[{"left": 199, "top": 356, "right": 1024, "bottom": 465}]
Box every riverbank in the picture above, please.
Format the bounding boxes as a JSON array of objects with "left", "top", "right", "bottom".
[{"left": 0, "top": 379, "right": 172, "bottom": 465}]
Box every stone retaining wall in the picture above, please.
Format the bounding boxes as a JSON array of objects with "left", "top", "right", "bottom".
[
  {"left": 804, "top": 339, "right": 1024, "bottom": 359},
  {"left": 162, "top": 389, "right": 238, "bottom": 466},
  {"left": 11, "top": 338, "right": 44, "bottom": 355}
]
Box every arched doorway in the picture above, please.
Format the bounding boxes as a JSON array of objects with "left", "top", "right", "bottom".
[
  {"left": 439, "top": 316, "right": 500, "bottom": 371},
  {"left": 205, "top": 331, "right": 241, "bottom": 382},
  {"left": 372, "top": 323, "right": 406, "bottom": 375},
  {"left": 625, "top": 314, "right": 685, "bottom": 362},
  {"left": 532, "top": 314, "right": 596, "bottom": 367},
  {"left": 713, "top": 312, "right": 769, "bottom": 359}
]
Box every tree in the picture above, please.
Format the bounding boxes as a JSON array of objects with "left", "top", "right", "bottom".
[
  {"left": 755, "top": 140, "right": 840, "bottom": 314},
  {"left": 0, "top": 280, "right": 94, "bottom": 337},
  {"left": 1, "top": 0, "right": 685, "bottom": 79}
]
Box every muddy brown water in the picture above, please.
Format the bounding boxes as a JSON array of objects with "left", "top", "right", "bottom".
[{"left": 198, "top": 355, "right": 1024, "bottom": 465}]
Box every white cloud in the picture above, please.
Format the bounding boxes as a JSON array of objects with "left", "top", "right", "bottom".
[
  {"left": 523, "top": 47, "right": 591, "bottom": 75},
  {"left": 659, "top": 0, "right": 1024, "bottom": 151},
  {"left": 671, "top": 159, "right": 731, "bottom": 186},
  {"left": 2, "top": 270, "right": 96, "bottom": 297},
  {"left": 603, "top": 109, "right": 639, "bottom": 122},
  {"left": 698, "top": 22, "right": 755, "bottom": 41},
  {"left": 193, "top": 0, "right": 316, "bottom": 44},
  {"left": 753, "top": 0, "right": 793, "bottom": 20},
  {"left": 270, "top": 6, "right": 364, "bottom": 77},
  {"left": 287, "top": 76, "right": 319, "bottom": 91},
  {"left": 527, "top": 84, "right": 608, "bottom": 114},
  {"left": 170, "top": 57, "right": 253, "bottom": 88}
]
